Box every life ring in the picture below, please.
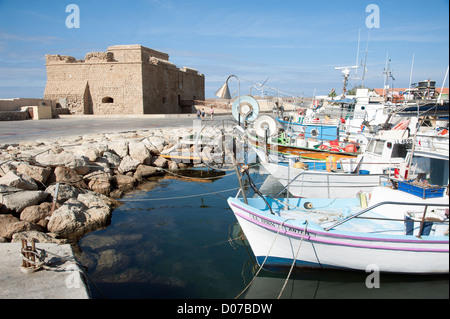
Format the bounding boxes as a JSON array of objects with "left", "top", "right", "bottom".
[{"left": 310, "top": 129, "right": 319, "bottom": 138}]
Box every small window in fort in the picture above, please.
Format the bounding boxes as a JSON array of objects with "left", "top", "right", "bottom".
[{"left": 102, "top": 97, "right": 114, "bottom": 103}]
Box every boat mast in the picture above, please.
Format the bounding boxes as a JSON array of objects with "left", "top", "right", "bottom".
[
  {"left": 383, "top": 54, "right": 390, "bottom": 102},
  {"left": 437, "top": 65, "right": 449, "bottom": 104},
  {"left": 408, "top": 53, "right": 415, "bottom": 92},
  {"left": 361, "top": 29, "right": 370, "bottom": 88},
  {"left": 354, "top": 28, "right": 361, "bottom": 88}
]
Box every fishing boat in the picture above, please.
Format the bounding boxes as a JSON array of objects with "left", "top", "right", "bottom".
[
  {"left": 247, "top": 131, "right": 359, "bottom": 162},
  {"left": 254, "top": 129, "right": 413, "bottom": 198},
  {"left": 228, "top": 186, "right": 448, "bottom": 274}
]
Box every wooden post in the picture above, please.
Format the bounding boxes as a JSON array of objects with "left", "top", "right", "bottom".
[
  {"left": 21, "top": 239, "right": 28, "bottom": 268},
  {"left": 21, "top": 239, "right": 38, "bottom": 273},
  {"left": 30, "top": 240, "right": 36, "bottom": 268}
]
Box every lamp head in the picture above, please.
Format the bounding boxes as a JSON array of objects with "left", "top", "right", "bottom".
[{"left": 215, "top": 82, "right": 231, "bottom": 99}]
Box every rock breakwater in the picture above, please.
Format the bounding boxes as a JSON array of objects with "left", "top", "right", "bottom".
[{"left": 0, "top": 127, "right": 212, "bottom": 244}]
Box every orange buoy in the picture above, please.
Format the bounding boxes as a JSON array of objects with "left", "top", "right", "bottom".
[{"left": 344, "top": 144, "right": 356, "bottom": 153}]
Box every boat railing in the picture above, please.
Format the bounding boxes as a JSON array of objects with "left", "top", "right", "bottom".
[
  {"left": 324, "top": 201, "right": 449, "bottom": 237},
  {"left": 273, "top": 161, "right": 402, "bottom": 198}
]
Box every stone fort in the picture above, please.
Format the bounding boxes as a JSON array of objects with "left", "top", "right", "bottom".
[{"left": 44, "top": 45, "right": 205, "bottom": 115}]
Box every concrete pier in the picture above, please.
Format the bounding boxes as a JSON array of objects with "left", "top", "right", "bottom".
[{"left": 0, "top": 243, "right": 90, "bottom": 299}]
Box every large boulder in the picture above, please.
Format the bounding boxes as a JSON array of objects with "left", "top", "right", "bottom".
[
  {"left": 0, "top": 188, "right": 48, "bottom": 213},
  {"left": 0, "top": 171, "right": 38, "bottom": 190},
  {"left": 78, "top": 192, "right": 112, "bottom": 227},
  {"left": 108, "top": 141, "right": 128, "bottom": 158},
  {"left": 0, "top": 214, "right": 20, "bottom": 238},
  {"left": 134, "top": 164, "right": 161, "bottom": 181},
  {"left": 1, "top": 220, "right": 44, "bottom": 240},
  {"left": 20, "top": 202, "right": 54, "bottom": 228},
  {"left": 87, "top": 173, "right": 112, "bottom": 196},
  {"left": 45, "top": 184, "right": 80, "bottom": 204},
  {"left": 52, "top": 166, "right": 88, "bottom": 189},
  {"left": 152, "top": 156, "right": 168, "bottom": 168},
  {"left": 143, "top": 136, "right": 166, "bottom": 153},
  {"left": 129, "top": 142, "right": 152, "bottom": 165},
  {"left": 35, "top": 152, "right": 90, "bottom": 175},
  {"left": 74, "top": 147, "right": 100, "bottom": 162},
  {"left": 83, "top": 160, "right": 112, "bottom": 196},
  {"left": 47, "top": 199, "right": 88, "bottom": 239},
  {"left": 102, "top": 152, "right": 121, "bottom": 169},
  {"left": 114, "top": 174, "right": 137, "bottom": 192},
  {"left": 118, "top": 156, "right": 140, "bottom": 174},
  {"left": 0, "top": 162, "right": 17, "bottom": 177},
  {"left": 47, "top": 193, "right": 112, "bottom": 239},
  {"left": 16, "top": 163, "right": 52, "bottom": 184}
]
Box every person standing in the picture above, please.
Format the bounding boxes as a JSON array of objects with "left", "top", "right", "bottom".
[
  {"left": 210, "top": 107, "right": 214, "bottom": 121},
  {"left": 201, "top": 108, "right": 205, "bottom": 120}
]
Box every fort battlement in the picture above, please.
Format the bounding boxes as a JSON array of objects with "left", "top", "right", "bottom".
[{"left": 45, "top": 45, "right": 170, "bottom": 65}]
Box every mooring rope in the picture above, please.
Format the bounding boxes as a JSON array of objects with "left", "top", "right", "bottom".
[
  {"left": 277, "top": 221, "right": 309, "bottom": 299},
  {"left": 120, "top": 186, "right": 243, "bottom": 202},
  {"left": 234, "top": 218, "right": 293, "bottom": 299}
]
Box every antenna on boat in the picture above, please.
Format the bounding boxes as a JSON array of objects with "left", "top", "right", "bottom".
[
  {"left": 361, "top": 29, "right": 370, "bottom": 88},
  {"left": 334, "top": 66, "right": 358, "bottom": 97},
  {"left": 354, "top": 28, "right": 361, "bottom": 88}
]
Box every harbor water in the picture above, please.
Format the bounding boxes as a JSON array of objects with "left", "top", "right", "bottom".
[{"left": 76, "top": 167, "right": 449, "bottom": 299}]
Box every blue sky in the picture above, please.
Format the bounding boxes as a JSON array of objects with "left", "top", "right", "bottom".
[{"left": 0, "top": 0, "right": 448, "bottom": 99}]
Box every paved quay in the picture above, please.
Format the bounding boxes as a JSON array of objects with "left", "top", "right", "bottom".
[
  {"left": 0, "top": 243, "right": 90, "bottom": 299},
  {"left": 0, "top": 114, "right": 232, "bottom": 145}
]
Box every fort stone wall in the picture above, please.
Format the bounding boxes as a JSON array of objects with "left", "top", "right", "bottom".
[{"left": 44, "top": 45, "right": 204, "bottom": 115}]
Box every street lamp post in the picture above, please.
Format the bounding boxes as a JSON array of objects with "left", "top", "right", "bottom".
[{"left": 215, "top": 75, "right": 241, "bottom": 126}]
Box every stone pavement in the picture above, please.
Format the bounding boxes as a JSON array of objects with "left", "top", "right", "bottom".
[
  {"left": 0, "top": 243, "right": 90, "bottom": 299},
  {"left": 0, "top": 114, "right": 231, "bottom": 145}
]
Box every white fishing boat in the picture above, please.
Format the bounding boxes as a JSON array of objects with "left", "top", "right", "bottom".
[{"left": 228, "top": 182, "right": 448, "bottom": 274}]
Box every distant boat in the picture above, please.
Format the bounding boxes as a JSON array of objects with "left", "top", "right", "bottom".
[
  {"left": 247, "top": 130, "right": 359, "bottom": 163},
  {"left": 253, "top": 130, "right": 413, "bottom": 198}
]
